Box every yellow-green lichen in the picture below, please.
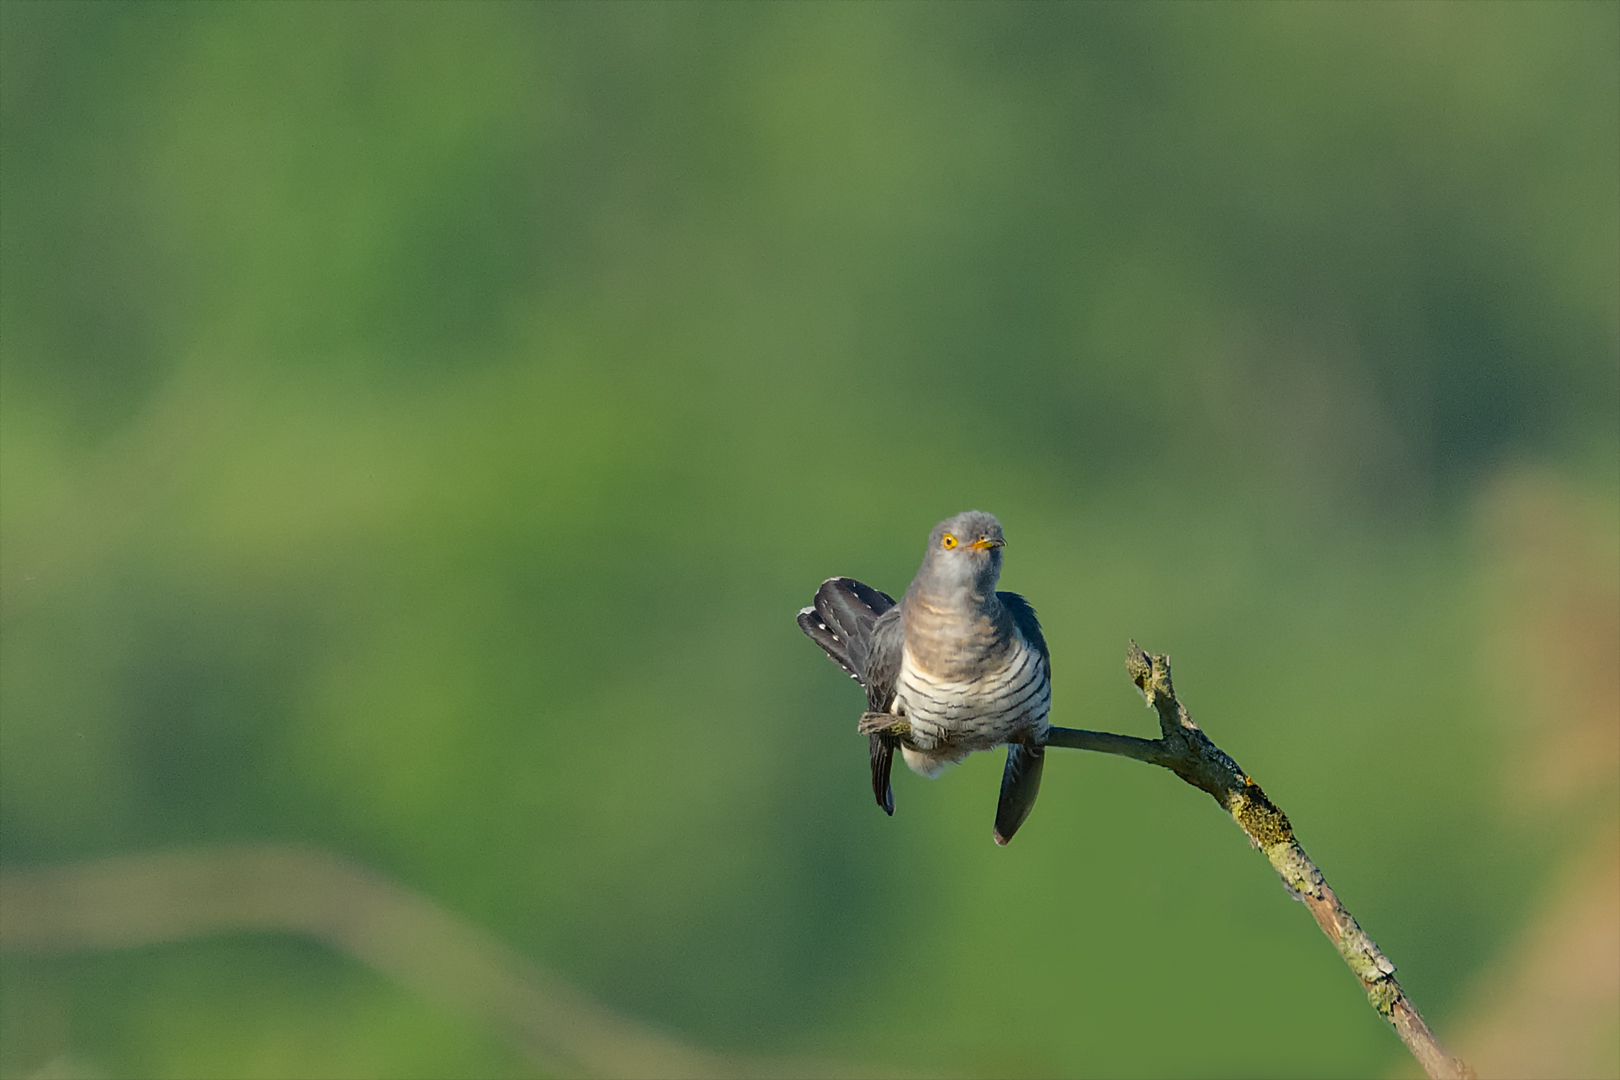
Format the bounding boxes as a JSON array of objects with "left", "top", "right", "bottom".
[
  {"left": 1364, "top": 978, "right": 1400, "bottom": 1018},
  {"left": 1229, "top": 777, "right": 1294, "bottom": 846}
]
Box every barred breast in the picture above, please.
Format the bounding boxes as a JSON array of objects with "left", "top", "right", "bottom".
[{"left": 894, "top": 629, "right": 1051, "bottom": 778}]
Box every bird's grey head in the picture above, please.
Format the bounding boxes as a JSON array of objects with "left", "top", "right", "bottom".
[{"left": 918, "top": 510, "right": 1006, "bottom": 597}]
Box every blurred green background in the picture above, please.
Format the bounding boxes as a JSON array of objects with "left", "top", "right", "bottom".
[{"left": 2, "top": 3, "right": 1616, "bottom": 1078}]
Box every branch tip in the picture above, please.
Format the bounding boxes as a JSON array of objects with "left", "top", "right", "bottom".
[{"left": 1052, "top": 641, "right": 1472, "bottom": 1080}]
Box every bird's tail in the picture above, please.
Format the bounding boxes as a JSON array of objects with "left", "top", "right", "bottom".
[{"left": 796, "top": 577, "right": 896, "bottom": 684}]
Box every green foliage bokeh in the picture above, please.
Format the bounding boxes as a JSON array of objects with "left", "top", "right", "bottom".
[{"left": 2, "top": 4, "right": 1616, "bottom": 1078}]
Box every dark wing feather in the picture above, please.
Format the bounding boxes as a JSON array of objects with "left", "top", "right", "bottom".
[
  {"left": 997, "top": 591, "right": 1049, "bottom": 663},
  {"left": 869, "top": 733, "right": 895, "bottom": 816},
  {"left": 994, "top": 591, "right": 1049, "bottom": 845},
  {"left": 993, "top": 742, "right": 1045, "bottom": 845},
  {"left": 860, "top": 606, "right": 904, "bottom": 713},
  {"left": 863, "top": 607, "right": 905, "bottom": 814}
]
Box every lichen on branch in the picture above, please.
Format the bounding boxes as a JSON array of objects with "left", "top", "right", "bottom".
[{"left": 1044, "top": 644, "right": 1475, "bottom": 1080}]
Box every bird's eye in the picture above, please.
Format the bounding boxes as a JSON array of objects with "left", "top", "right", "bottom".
[{"left": 941, "top": 534, "right": 957, "bottom": 549}]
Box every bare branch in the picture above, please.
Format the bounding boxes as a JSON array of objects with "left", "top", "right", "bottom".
[
  {"left": 0, "top": 845, "right": 893, "bottom": 1080},
  {"left": 1045, "top": 643, "right": 1476, "bottom": 1080}
]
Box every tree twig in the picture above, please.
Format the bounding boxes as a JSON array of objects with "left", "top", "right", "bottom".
[
  {"left": 0, "top": 845, "right": 892, "bottom": 1080},
  {"left": 1044, "top": 643, "right": 1476, "bottom": 1080}
]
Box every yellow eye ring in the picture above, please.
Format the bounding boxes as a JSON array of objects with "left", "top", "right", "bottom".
[{"left": 941, "top": 534, "right": 957, "bottom": 549}]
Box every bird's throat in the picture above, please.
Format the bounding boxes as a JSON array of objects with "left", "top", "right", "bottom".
[{"left": 901, "top": 587, "right": 1014, "bottom": 679}]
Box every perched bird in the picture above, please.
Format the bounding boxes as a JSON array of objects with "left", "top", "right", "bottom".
[{"left": 797, "top": 511, "right": 1050, "bottom": 845}]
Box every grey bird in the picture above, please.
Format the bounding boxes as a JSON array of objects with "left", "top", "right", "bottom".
[{"left": 797, "top": 511, "right": 1050, "bottom": 845}]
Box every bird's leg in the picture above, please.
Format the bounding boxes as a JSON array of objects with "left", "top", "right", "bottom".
[{"left": 857, "top": 712, "right": 911, "bottom": 739}]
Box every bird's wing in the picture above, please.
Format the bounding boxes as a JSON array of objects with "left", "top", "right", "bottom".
[
  {"left": 869, "top": 732, "right": 896, "bottom": 817},
  {"left": 862, "top": 606, "right": 905, "bottom": 815},
  {"left": 861, "top": 606, "right": 904, "bottom": 713},
  {"left": 994, "top": 591, "right": 1049, "bottom": 845},
  {"left": 997, "top": 591, "right": 1049, "bottom": 663},
  {"left": 994, "top": 742, "right": 1045, "bottom": 845}
]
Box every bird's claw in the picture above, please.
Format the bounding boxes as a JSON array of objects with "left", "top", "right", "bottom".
[{"left": 858, "top": 712, "right": 910, "bottom": 738}]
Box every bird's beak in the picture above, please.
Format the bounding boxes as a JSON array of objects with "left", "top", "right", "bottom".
[{"left": 970, "top": 537, "right": 1005, "bottom": 551}]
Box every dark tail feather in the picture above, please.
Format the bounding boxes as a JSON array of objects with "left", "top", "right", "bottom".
[
  {"left": 800, "top": 577, "right": 899, "bottom": 816},
  {"left": 993, "top": 741, "right": 1044, "bottom": 845},
  {"left": 870, "top": 733, "right": 895, "bottom": 815},
  {"left": 797, "top": 577, "right": 896, "bottom": 682},
  {"left": 797, "top": 605, "right": 854, "bottom": 677}
]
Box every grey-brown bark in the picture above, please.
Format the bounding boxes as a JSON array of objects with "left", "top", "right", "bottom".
[{"left": 1044, "top": 643, "right": 1475, "bottom": 1080}]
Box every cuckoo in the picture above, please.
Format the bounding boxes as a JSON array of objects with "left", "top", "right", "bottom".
[{"left": 797, "top": 511, "right": 1050, "bottom": 844}]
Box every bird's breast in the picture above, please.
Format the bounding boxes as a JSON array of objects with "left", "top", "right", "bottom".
[{"left": 895, "top": 634, "right": 1051, "bottom": 762}]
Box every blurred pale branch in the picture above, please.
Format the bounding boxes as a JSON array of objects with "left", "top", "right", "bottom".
[
  {"left": 0, "top": 845, "right": 887, "bottom": 1080},
  {"left": 1045, "top": 644, "right": 1476, "bottom": 1080}
]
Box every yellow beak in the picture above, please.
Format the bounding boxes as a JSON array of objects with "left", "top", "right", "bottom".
[{"left": 969, "top": 537, "right": 1005, "bottom": 551}]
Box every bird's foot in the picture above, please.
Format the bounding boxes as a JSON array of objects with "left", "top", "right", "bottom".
[{"left": 858, "top": 712, "right": 910, "bottom": 739}]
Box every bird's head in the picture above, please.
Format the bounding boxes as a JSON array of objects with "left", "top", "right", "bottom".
[{"left": 922, "top": 510, "right": 1006, "bottom": 595}]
